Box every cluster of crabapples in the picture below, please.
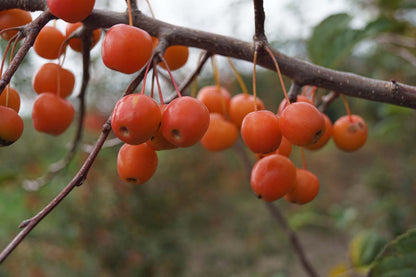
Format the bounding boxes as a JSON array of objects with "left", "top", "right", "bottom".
[
  {"left": 0, "top": 0, "right": 99, "bottom": 144},
  {"left": 0, "top": 1, "right": 369, "bottom": 206}
]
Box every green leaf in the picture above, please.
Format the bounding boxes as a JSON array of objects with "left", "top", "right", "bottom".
[
  {"left": 308, "top": 13, "right": 364, "bottom": 68},
  {"left": 369, "top": 229, "right": 416, "bottom": 276}
]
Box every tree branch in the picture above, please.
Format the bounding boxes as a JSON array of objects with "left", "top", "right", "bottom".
[
  {"left": 253, "top": 0, "right": 267, "bottom": 42},
  {"left": 2, "top": 2, "right": 416, "bottom": 109}
]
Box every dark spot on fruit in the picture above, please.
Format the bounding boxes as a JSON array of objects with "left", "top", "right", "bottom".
[
  {"left": 0, "top": 137, "right": 13, "bottom": 146},
  {"left": 171, "top": 129, "right": 181, "bottom": 140},
  {"left": 126, "top": 177, "right": 137, "bottom": 183},
  {"left": 119, "top": 126, "right": 129, "bottom": 136},
  {"left": 258, "top": 194, "right": 262, "bottom": 199},
  {"left": 313, "top": 129, "right": 324, "bottom": 144}
]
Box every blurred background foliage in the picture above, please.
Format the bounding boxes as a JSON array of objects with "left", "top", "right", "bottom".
[{"left": 1, "top": 0, "right": 416, "bottom": 276}]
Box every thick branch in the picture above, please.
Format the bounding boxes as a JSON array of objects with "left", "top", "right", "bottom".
[
  {"left": 0, "top": 0, "right": 46, "bottom": 11},
  {"left": 2, "top": 2, "right": 416, "bottom": 108}
]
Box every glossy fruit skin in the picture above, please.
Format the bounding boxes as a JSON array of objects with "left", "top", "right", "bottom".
[
  {"left": 65, "top": 22, "right": 101, "bottom": 52},
  {"left": 277, "top": 95, "right": 313, "bottom": 115},
  {"left": 307, "top": 113, "right": 333, "bottom": 150},
  {"left": 229, "top": 93, "right": 265, "bottom": 128},
  {"left": 32, "top": 63, "right": 75, "bottom": 98},
  {"left": 101, "top": 24, "right": 153, "bottom": 74},
  {"left": 0, "top": 87, "right": 20, "bottom": 112},
  {"left": 32, "top": 93, "right": 75, "bottom": 135},
  {"left": 47, "top": 0, "right": 95, "bottom": 23},
  {"left": 146, "top": 104, "right": 178, "bottom": 151},
  {"left": 285, "top": 168, "right": 320, "bottom": 204},
  {"left": 117, "top": 143, "right": 158, "bottom": 185},
  {"left": 0, "top": 106, "right": 24, "bottom": 146},
  {"left": 241, "top": 110, "right": 282, "bottom": 154},
  {"left": 111, "top": 94, "right": 161, "bottom": 145},
  {"left": 251, "top": 154, "right": 296, "bottom": 202},
  {"left": 33, "top": 26, "right": 66, "bottom": 60},
  {"left": 161, "top": 96, "right": 210, "bottom": 147},
  {"left": 332, "top": 114, "right": 367, "bottom": 152},
  {"left": 200, "top": 113, "right": 239, "bottom": 151},
  {"left": 0, "top": 9, "right": 32, "bottom": 40},
  {"left": 196, "top": 86, "right": 231, "bottom": 116},
  {"left": 279, "top": 102, "right": 325, "bottom": 147},
  {"left": 159, "top": 45, "right": 189, "bottom": 71}
]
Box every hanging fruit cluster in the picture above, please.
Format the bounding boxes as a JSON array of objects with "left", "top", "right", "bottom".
[{"left": 0, "top": 1, "right": 368, "bottom": 208}]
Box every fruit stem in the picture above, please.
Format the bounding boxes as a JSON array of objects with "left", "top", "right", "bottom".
[
  {"left": 153, "top": 63, "right": 165, "bottom": 105},
  {"left": 140, "top": 57, "right": 154, "bottom": 95},
  {"left": 341, "top": 93, "right": 353, "bottom": 121},
  {"left": 227, "top": 57, "right": 249, "bottom": 96},
  {"left": 264, "top": 46, "right": 290, "bottom": 105},
  {"left": 158, "top": 54, "right": 182, "bottom": 98},
  {"left": 211, "top": 56, "right": 227, "bottom": 116},
  {"left": 252, "top": 48, "right": 258, "bottom": 112},
  {"left": 0, "top": 35, "right": 15, "bottom": 78},
  {"left": 300, "top": 147, "right": 307, "bottom": 170},
  {"left": 145, "top": 0, "right": 156, "bottom": 18},
  {"left": 127, "top": 0, "right": 133, "bottom": 26}
]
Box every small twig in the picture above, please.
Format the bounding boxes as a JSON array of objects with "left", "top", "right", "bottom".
[
  {"left": 0, "top": 60, "right": 151, "bottom": 263},
  {"left": 253, "top": 0, "right": 267, "bottom": 42},
  {"left": 22, "top": 30, "right": 93, "bottom": 190},
  {"left": 0, "top": 10, "right": 53, "bottom": 94},
  {"left": 288, "top": 82, "right": 302, "bottom": 103},
  {"left": 0, "top": 122, "right": 112, "bottom": 263},
  {"left": 319, "top": 91, "right": 339, "bottom": 113},
  {"left": 233, "top": 141, "right": 319, "bottom": 277},
  {"left": 178, "top": 51, "right": 211, "bottom": 94}
]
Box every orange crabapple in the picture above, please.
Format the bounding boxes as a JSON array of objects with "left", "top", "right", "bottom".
[
  {"left": 279, "top": 102, "right": 325, "bottom": 147},
  {"left": 161, "top": 96, "right": 210, "bottom": 147},
  {"left": 111, "top": 94, "right": 161, "bottom": 146},
  {"left": 285, "top": 168, "right": 320, "bottom": 205},
  {"left": 0, "top": 106, "right": 24, "bottom": 146},
  {"left": 200, "top": 113, "right": 239, "bottom": 152},
  {"left": 117, "top": 143, "right": 158, "bottom": 185},
  {"left": 229, "top": 93, "right": 265, "bottom": 128},
  {"left": 251, "top": 154, "right": 297, "bottom": 202},
  {"left": 241, "top": 110, "right": 282, "bottom": 154},
  {"left": 0, "top": 87, "right": 20, "bottom": 112},
  {"left": 332, "top": 114, "right": 367, "bottom": 152},
  {"left": 32, "top": 93, "right": 75, "bottom": 135},
  {"left": 101, "top": 24, "right": 153, "bottom": 74},
  {"left": 196, "top": 85, "right": 231, "bottom": 116}
]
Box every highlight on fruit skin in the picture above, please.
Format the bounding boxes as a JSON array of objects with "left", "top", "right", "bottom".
[
  {"left": 0, "top": 105, "right": 24, "bottom": 147},
  {"left": 332, "top": 114, "right": 367, "bottom": 152}
]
